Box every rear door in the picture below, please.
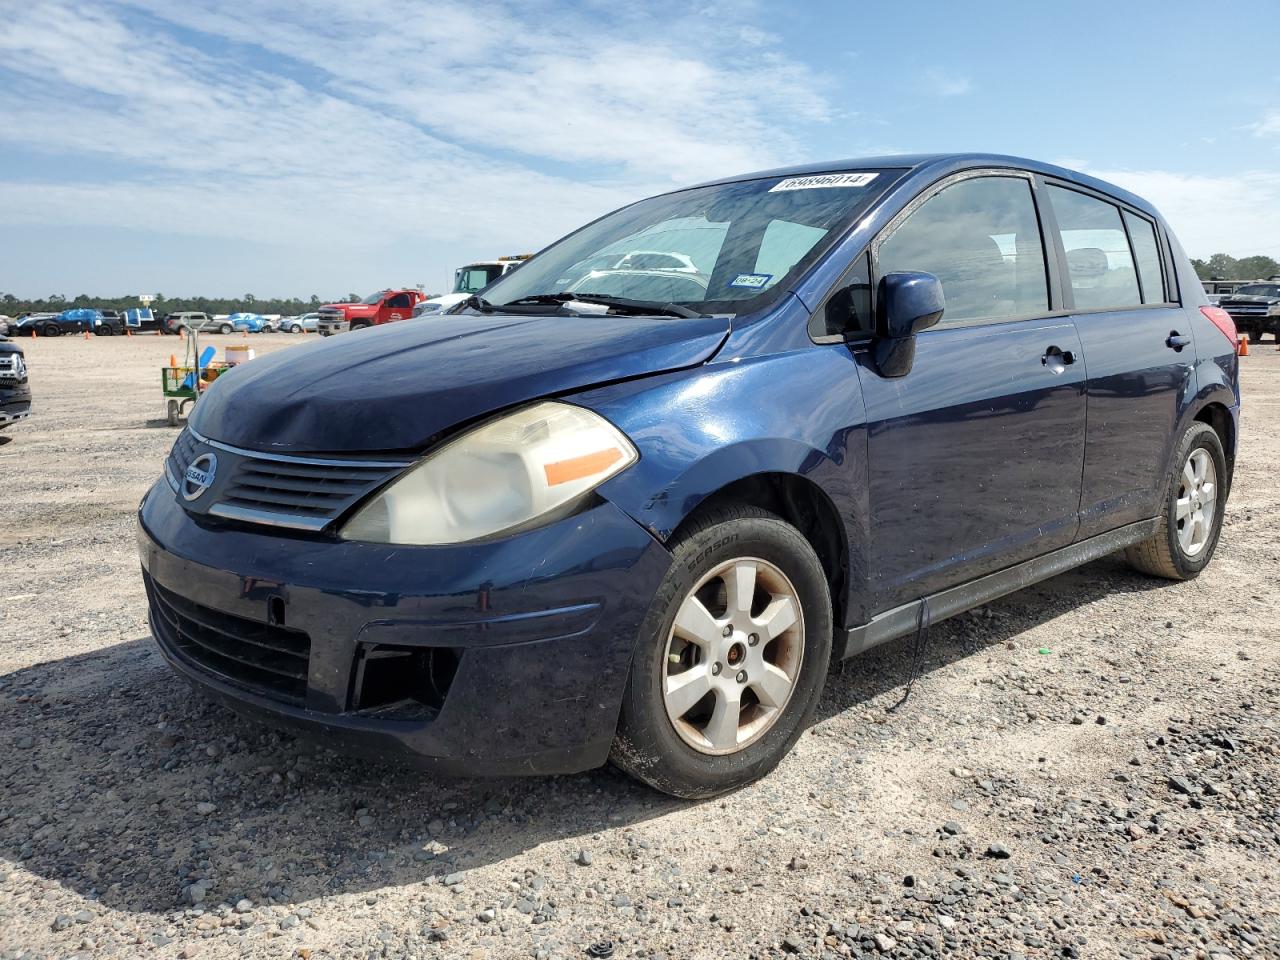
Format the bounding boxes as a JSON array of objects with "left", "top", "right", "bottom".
[
  {"left": 1040, "top": 182, "right": 1193, "bottom": 537},
  {"left": 858, "top": 171, "right": 1087, "bottom": 611}
]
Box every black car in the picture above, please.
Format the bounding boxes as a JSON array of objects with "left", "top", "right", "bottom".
[
  {"left": 1219, "top": 282, "right": 1280, "bottom": 343},
  {"left": 0, "top": 337, "right": 32, "bottom": 429}
]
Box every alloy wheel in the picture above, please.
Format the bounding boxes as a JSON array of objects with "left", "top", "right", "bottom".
[
  {"left": 1176, "top": 448, "right": 1217, "bottom": 557},
  {"left": 662, "top": 557, "right": 804, "bottom": 755}
]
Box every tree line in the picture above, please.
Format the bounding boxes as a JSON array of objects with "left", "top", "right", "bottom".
[
  {"left": 1190, "top": 254, "right": 1279, "bottom": 281},
  {"left": 0, "top": 291, "right": 433, "bottom": 317}
]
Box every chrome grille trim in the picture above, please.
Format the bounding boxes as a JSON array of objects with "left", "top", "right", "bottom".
[
  {"left": 188, "top": 426, "right": 413, "bottom": 469},
  {"left": 166, "top": 426, "right": 414, "bottom": 532}
]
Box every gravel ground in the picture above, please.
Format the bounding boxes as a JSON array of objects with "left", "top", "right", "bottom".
[{"left": 1, "top": 333, "right": 1278, "bottom": 960}]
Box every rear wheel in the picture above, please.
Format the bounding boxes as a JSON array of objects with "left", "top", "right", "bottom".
[
  {"left": 96, "top": 325, "right": 114, "bottom": 336},
  {"left": 1125, "top": 422, "right": 1227, "bottom": 580},
  {"left": 41, "top": 322, "right": 61, "bottom": 337},
  {"left": 611, "top": 505, "right": 832, "bottom": 798}
]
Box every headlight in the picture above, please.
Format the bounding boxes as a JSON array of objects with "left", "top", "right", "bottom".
[
  {"left": 1267, "top": 304, "right": 1280, "bottom": 317},
  {"left": 340, "top": 401, "right": 637, "bottom": 545}
]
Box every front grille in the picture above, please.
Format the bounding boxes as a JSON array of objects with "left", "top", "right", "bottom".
[
  {"left": 165, "top": 427, "right": 410, "bottom": 532},
  {"left": 167, "top": 427, "right": 201, "bottom": 480},
  {"left": 147, "top": 575, "right": 312, "bottom": 702},
  {"left": 219, "top": 457, "right": 402, "bottom": 526},
  {"left": 1225, "top": 305, "right": 1266, "bottom": 315}
]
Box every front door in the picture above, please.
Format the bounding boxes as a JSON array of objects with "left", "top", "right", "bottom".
[
  {"left": 1041, "top": 183, "right": 1195, "bottom": 537},
  {"left": 857, "top": 172, "right": 1087, "bottom": 612},
  {"left": 380, "top": 292, "right": 413, "bottom": 324}
]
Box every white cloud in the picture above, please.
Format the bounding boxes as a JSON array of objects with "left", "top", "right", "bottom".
[
  {"left": 0, "top": 0, "right": 836, "bottom": 293},
  {"left": 1246, "top": 109, "right": 1280, "bottom": 138},
  {"left": 1081, "top": 167, "right": 1280, "bottom": 259},
  {"left": 922, "top": 68, "right": 971, "bottom": 97}
]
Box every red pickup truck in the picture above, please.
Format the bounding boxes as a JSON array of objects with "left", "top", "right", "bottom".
[{"left": 316, "top": 289, "right": 427, "bottom": 336}]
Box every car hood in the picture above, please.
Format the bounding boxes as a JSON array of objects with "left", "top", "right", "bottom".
[
  {"left": 190, "top": 311, "right": 731, "bottom": 453},
  {"left": 320, "top": 302, "right": 375, "bottom": 313},
  {"left": 1222, "top": 294, "right": 1280, "bottom": 305}
]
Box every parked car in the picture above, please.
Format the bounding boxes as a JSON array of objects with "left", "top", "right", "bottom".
[
  {"left": 278, "top": 312, "right": 321, "bottom": 334},
  {"left": 9, "top": 313, "right": 57, "bottom": 336},
  {"left": 414, "top": 256, "right": 531, "bottom": 316},
  {"left": 0, "top": 336, "right": 32, "bottom": 429},
  {"left": 124, "top": 308, "right": 160, "bottom": 332},
  {"left": 228, "top": 313, "right": 273, "bottom": 334},
  {"left": 316, "top": 289, "right": 426, "bottom": 335},
  {"left": 1217, "top": 282, "right": 1280, "bottom": 343},
  {"left": 161, "top": 312, "right": 234, "bottom": 335},
  {"left": 16, "top": 308, "right": 116, "bottom": 337},
  {"left": 139, "top": 154, "right": 1238, "bottom": 799},
  {"left": 0, "top": 316, "right": 13, "bottom": 336},
  {"left": 565, "top": 268, "right": 709, "bottom": 302}
]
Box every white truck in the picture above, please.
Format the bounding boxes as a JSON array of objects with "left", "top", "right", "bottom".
[{"left": 412, "top": 255, "right": 531, "bottom": 317}]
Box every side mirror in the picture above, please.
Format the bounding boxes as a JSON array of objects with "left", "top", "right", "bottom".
[{"left": 873, "top": 271, "right": 945, "bottom": 378}]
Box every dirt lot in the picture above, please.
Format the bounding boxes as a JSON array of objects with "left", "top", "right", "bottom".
[{"left": 1, "top": 333, "right": 1277, "bottom": 960}]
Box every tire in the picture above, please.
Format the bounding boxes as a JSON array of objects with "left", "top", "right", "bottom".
[
  {"left": 218, "top": 323, "right": 232, "bottom": 334},
  {"left": 289, "top": 324, "right": 302, "bottom": 334},
  {"left": 1248, "top": 329, "right": 1262, "bottom": 344},
  {"left": 610, "top": 504, "right": 832, "bottom": 799},
  {"left": 41, "top": 323, "right": 61, "bottom": 337},
  {"left": 350, "top": 322, "right": 370, "bottom": 332},
  {"left": 95, "top": 325, "right": 114, "bottom": 336},
  {"left": 1125, "top": 421, "right": 1228, "bottom": 580},
  {"left": 166, "top": 399, "right": 180, "bottom": 427}
]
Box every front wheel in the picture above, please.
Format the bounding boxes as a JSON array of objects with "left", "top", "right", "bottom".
[
  {"left": 218, "top": 323, "right": 233, "bottom": 334},
  {"left": 349, "top": 322, "right": 370, "bottom": 332},
  {"left": 1248, "top": 329, "right": 1262, "bottom": 344},
  {"left": 95, "top": 325, "right": 114, "bottom": 336},
  {"left": 611, "top": 505, "right": 832, "bottom": 799},
  {"left": 1126, "top": 422, "right": 1227, "bottom": 580}
]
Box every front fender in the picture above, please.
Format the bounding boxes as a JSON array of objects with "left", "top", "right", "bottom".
[{"left": 575, "top": 346, "right": 871, "bottom": 621}]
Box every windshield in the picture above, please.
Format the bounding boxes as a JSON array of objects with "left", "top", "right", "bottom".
[
  {"left": 453, "top": 265, "right": 505, "bottom": 294},
  {"left": 1234, "top": 284, "right": 1280, "bottom": 297},
  {"left": 478, "top": 170, "right": 900, "bottom": 315},
  {"left": 361, "top": 291, "right": 389, "bottom": 305}
]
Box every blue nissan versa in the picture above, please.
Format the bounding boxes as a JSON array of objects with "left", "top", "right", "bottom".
[{"left": 139, "top": 154, "right": 1241, "bottom": 798}]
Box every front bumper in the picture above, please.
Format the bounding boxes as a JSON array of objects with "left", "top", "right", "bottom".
[
  {"left": 317, "top": 319, "right": 350, "bottom": 336},
  {"left": 137, "top": 480, "right": 672, "bottom": 776},
  {"left": 0, "top": 385, "right": 31, "bottom": 425}
]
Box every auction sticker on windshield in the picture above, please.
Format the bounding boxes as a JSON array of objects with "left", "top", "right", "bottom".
[
  {"left": 769, "top": 172, "right": 879, "bottom": 192},
  {"left": 729, "top": 273, "right": 773, "bottom": 289}
]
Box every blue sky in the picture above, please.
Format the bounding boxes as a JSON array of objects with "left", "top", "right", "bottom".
[{"left": 1, "top": 0, "right": 1277, "bottom": 299}]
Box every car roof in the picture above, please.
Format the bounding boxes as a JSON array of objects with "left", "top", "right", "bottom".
[{"left": 691, "top": 153, "right": 1159, "bottom": 219}]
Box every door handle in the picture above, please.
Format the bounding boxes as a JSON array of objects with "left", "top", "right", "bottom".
[
  {"left": 1166, "top": 331, "right": 1191, "bottom": 351},
  {"left": 1041, "top": 345, "right": 1075, "bottom": 374}
]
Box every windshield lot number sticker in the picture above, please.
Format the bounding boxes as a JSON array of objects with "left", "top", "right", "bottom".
[
  {"left": 769, "top": 172, "right": 879, "bottom": 192},
  {"left": 729, "top": 273, "right": 773, "bottom": 289}
]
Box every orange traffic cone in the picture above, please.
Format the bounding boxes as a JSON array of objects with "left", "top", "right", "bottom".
[
  {"left": 126, "top": 328, "right": 132, "bottom": 337},
  {"left": 30, "top": 328, "right": 36, "bottom": 338},
  {"left": 83, "top": 330, "right": 90, "bottom": 340},
  {"left": 1237, "top": 335, "right": 1249, "bottom": 357}
]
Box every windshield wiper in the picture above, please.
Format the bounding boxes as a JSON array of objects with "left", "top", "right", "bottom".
[{"left": 503, "top": 292, "right": 704, "bottom": 319}]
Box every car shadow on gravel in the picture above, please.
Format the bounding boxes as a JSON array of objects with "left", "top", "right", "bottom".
[{"left": 0, "top": 554, "right": 1169, "bottom": 917}]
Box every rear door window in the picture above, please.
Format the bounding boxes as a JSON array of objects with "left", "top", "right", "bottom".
[
  {"left": 876, "top": 175, "right": 1049, "bottom": 324},
  {"left": 1046, "top": 186, "right": 1143, "bottom": 310},
  {"left": 1122, "top": 211, "right": 1165, "bottom": 303}
]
